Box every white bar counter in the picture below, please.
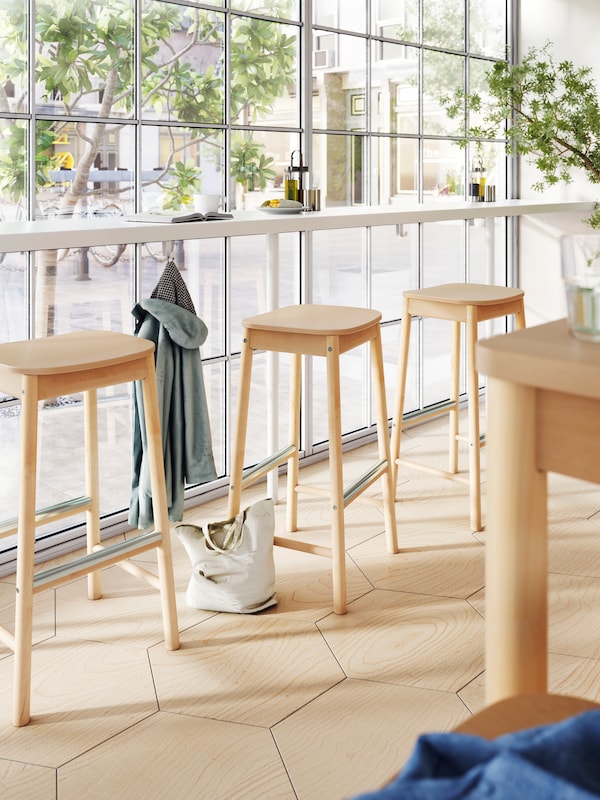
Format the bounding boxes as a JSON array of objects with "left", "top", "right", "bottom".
[
  {"left": 0, "top": 199, "right": 594, "bottom": 253},
  {"left": 477, "top": 318, "right": 600, "bottom": 704}
]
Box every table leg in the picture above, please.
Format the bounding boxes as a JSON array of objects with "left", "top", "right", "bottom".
[
  {"left": 266, "top": 232, "right": 279, "bottom": 502},
  {"left": 485, "top": 376, "right": 548, "bottom": 703}
]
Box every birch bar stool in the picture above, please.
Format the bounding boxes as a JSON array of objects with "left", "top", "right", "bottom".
[
  {"left": 0, "top": 330, "right": 180, "bottom": 726},
  {"left": 454, "top": 694, "right": 600, "bottom": 739},
  {"left": 390, "top": 283, "right": 525, "bottom": 532},
  {"left": 228, "top": 304, "right": 399, "bottom": 615}
]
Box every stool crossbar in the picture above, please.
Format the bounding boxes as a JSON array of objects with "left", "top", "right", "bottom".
[
  {"left": 228, "top": 304, "right": 399, "bottom": 615},
  {"left": 390, "top": 284, "right": 526, "bottom": 532},
  {"left": 0, "top": 330, "right": 180, "bottom": 726}
]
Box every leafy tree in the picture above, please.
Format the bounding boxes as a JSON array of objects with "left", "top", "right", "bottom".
[
  {"left": 0, "top": 0, "right": 296, "bottom": 335},
  {"left": 0, "top": 0, "right": 296, "bottom": 212},
  {"left": 443, "top": 42, "right": 600, "bottom": 227}
]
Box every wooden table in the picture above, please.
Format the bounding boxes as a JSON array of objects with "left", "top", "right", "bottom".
[{"left": 477, "top": 318, "right": 600, "bottom": 704}]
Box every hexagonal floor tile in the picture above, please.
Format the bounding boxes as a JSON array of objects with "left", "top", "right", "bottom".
[
  {"left": 58, "top": 711, "right": 295, "bottom": 800},
  {"left": 270, "top": 543, "right": 374, "bottom": 622},
  {"left": 318, "top": 588, "right": 484, "bottom": 693},
  {"left": 0, "top": 759, "right": 56, "bottom": 800},
  {"left": 0, "top": 639, "right": 157, "bottom": 767},
  {"left": 55, "top": 561, "right": 204, "bottom": 648},
  {"left": 273, "top": 678, "right": 470, "bottom": 800},
  {"left": 149, "top": 612, "right": 345, "bottom": 727},
  {"left": 349, "top": 528, "right": 484, "bottom": 599},
  {"left": 0, "top": 582, "right": 55, "bottom": 658}
]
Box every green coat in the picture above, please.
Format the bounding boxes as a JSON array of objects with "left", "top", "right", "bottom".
[{"left": 128, "top": 297, "right": 217, "bottom": 529}]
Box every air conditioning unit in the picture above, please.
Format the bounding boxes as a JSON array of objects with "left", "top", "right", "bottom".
[{"left": 313, "top": 49, "right": 335, "bottom": 69}]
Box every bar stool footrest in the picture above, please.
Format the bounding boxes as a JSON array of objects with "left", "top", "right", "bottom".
[
  {"left": 344, "top": 459, "right": 389, "bottom": 505},
  {"left": 241, "top": 445, "right": 297, "bottom": 490},
  {"left": 274, "top": 535, "right": 332, "bottom": 558},
  {"left": 395, "top": 457, "right": 470, "bottom": 486},
  {"left": 32, "top": 529, "right": 163, "bottom": 591},
  {"left": 0, "top": 495, "right": 93, "bottom": 538},
  {"left": 400, "top": 399, "right": 459, "bottom": 427}
]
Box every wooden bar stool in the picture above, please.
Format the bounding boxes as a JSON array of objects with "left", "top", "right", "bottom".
[
  {"left": 390, "top": 283, "right": 525, "bottom": 532},
  {"left": 455, "top": 693, "right": 600, "bottom": 738},
  {"left": 228, "top": 304, "right": 399, "bottom": 615},
  {"left": 0, "top": 330, "right": 180, "bottom": 726}
]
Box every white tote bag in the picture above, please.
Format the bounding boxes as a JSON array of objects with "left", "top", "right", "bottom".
[{"left": 176, "top": 498, "right": 277, "bottom": 613}]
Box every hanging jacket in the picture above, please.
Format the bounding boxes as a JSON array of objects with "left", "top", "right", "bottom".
[{"left": 129, "top": 262, "right": 217, "bottom": 529}]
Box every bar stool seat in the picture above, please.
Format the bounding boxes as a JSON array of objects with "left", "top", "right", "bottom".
[
  {"left": 0, "top": 330, "right": 180, "bottom": 726},
  {"left": 390, "top": 283, "right": 526, "bottom": 532},
  {"left": 454, "top": 693, "right": 600, "bottom": 739},
  {"left": 228, "top": 304, "right": 399, "bottom": 615}
]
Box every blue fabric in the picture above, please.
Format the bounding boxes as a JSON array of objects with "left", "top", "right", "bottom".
[{"left": 351, "top": 710, "right": 600, "bottom": 799}]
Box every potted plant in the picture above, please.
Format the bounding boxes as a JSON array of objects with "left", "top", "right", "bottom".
[{"left": 443, "top": 41, "right": 600, "bottom": 228}]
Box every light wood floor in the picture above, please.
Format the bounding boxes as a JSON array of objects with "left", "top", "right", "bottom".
[{"left": 2, "top": 415, "right": 600, "bottom": 799}]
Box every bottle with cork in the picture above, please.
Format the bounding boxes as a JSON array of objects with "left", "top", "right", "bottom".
[
  {"left": 469, "top": 154, "right": 486, "bottom": 202},
  {"left": 284, "top": 150, "right": 309, "bottom": 202}
]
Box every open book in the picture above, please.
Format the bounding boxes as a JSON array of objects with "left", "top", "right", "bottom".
[{"left": 124, "top": 210, "right": 233, "bottom": 223}]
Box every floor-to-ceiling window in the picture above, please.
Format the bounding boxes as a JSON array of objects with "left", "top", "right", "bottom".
[{"left": 0, "top": 0, "right": 512, "bottom": 571}]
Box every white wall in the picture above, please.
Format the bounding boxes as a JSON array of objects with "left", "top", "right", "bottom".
[{"left": 519, "top": 0, "right": 600, "bottom": 325}]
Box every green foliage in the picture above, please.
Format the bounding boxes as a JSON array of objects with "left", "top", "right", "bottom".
[
  {"left": 230, "top": 19, "right": 296, "bottom": 124},
  {"left": 0, "top": 121, "right": 57, "bottom": 201},
  {"left": 0, "top": 0, "right": 296, "bottom": 207},
  {"left": 230, "top": 135, "right": 276, "bottom": 191},
  {"left": 443, "top": 42, "right": 600, "bottom": 227},
  {"left": 160, "top": 160, "right": 203, "bottom": 210}
]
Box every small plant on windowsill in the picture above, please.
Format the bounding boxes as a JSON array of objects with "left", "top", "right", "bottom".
[
  {"left": 442, "top": 41, "right": 600, "bottom": 228},
  {"left": 160, "top": 160, "right": 204, "bottom": 211}
]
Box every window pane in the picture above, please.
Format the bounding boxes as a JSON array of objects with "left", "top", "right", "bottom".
[
  {"left": 313, "top": 132, "right": 366, "bottom": 206},
  {"left": 423, "top": 138, "right": 465, "bottom": 199},
  {"left": 467, "top": 140, "right": 506, "bottom": 204},
  {"left": 469, "top": 0, "right": 506, "bottom": 58},
  {"left": 231, "top": 129, "right": 299, "bottom": 210},
  {"left": 142, "top": 4, "right": 224, "bottom": 125},
  {"left": 312, "top": 33, "right": 367, "bottom": 132},
  {"left": 423, "top": 51, "right": 465, "bottom": 137},
  {"left": 0, "top": 120, "right": 27, "bottom": 215},
  {"left": 0, "top": 0, "right": 28, "bottom": 113},
  {"left": 423, "top": 0, "right": 465, "bottom": 51},
  {"left": 372, "top": 0, "right": 418, "bottom": 42},
  {"left": 36, "top": 121, "right": 136, "bottom": 218},
  {"left": 314, "top": 0, "right": 366, "bottom": 33},
  {"left": 230, "top": 17, "right": 298, "bottom": 127},
  {"left": 372, "top": 224, "right": 418, "bottom": 321},
  {"left": 469, "top": 217, "right": 507, "bottom": 291},
  {"left": 35, "top": 0, "right": 134, "bottom": 118},
  {"left": 311, "top": 228, "right": 366, "bottom": 306},
  {"left": 468, "top": 58, "right": 505, "bottom": 138},
  {"left": 0, "top": 253, "right": 26, "bottom": 343},
  {"left": 371, "top": 136, "right": 418, "bottom": 203},
  {"left": 140, "top": 126, "right": 224, "bottom": 213},
  {"left": 231, "top": 0, "right": 298, "bottom": 20},
  {"left": 372, "top": 41, "right": 418, "bottom": 134},
  {"left": 423, "top": 220, "right": 465, "bottom": 286}
]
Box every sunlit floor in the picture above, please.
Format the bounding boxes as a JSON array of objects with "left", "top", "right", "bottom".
[{"left": 2, "top": 415, "right": 600, "bottom": 799}]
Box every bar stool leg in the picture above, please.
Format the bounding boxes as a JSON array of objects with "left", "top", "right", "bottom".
[
  {"left": 466, "top": 307, "right": 482, "bottom": 532},
  {"left": 13, "top": 375, "right": 39, "bottom": 727},
  {"left": 390, "top": 308, "right": 412, "bottom": 492},
  {"left": 140, "top": 354, "right": 179, "bottom": 651},
  {"left": 326, "top": 335, "right": 347, "bottom": 615},
  {"left": 286, "top": 353, "right": 302, "bottom": 533},
  {"left": 449, "top": 321, "right": 460, "bottom": 475},
  {"left": 228, "top": 334, "right": 254, "bottom": 520},
  {"left": 84, "top": 389, "right": 102, "bottom": 601},
  {"left": 370, "top": 330, "right": 399, "bottom": 554}
]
